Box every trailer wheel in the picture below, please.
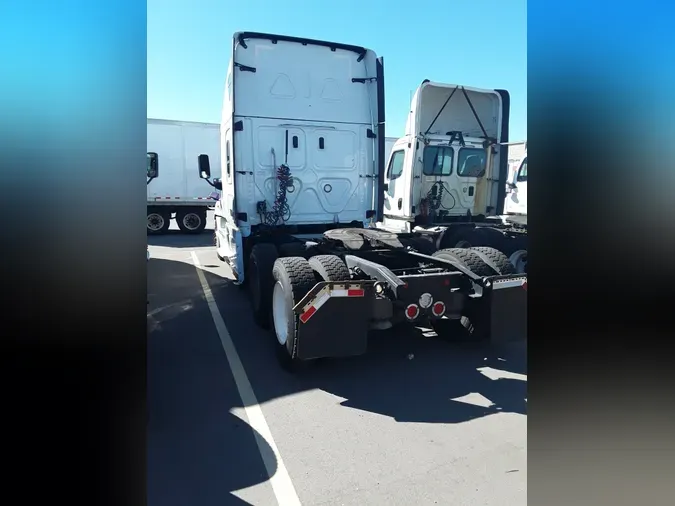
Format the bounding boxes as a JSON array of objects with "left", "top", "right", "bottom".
[
  {"left": 470, "top": 246, "right": 516, "bottom": 275},
  {"left": 308, "top": 255, "right": 351, "bottom": 282},
  {"left": 432, "top": 248, "right": 493, "bottom": 277},
  {"left": 147, "top": 208, "right": 171, "bottom": 235},
  {"left": 176, "top": 209, "right": 207, "bottom": 234},
  {"left": 271, "top": 257, "right": 317, "bottom": 371},
  {"left": 249, "top": 243, "right": 279, "bottom": 329}
]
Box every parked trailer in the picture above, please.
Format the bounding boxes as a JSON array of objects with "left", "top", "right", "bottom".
[
  {"left": 378, "top": 81, "right": 527, "bottom": 274},
  {"left": 146, "top": 118, "right": 221, "bottom": 235},
  {"left": 197, "top": 32, "right": 527, "bottom": 371}
]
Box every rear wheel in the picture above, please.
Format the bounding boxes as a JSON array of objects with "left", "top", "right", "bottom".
[
  {"left": 431, "top": 248, "right": 493, "bottom": 340},
  {"left": 271, "top": 257, "right": 316, "bottom": 371},
  {"left": 308, "top": 255, "right": 350, "bottom": 282},
  {"left": 147, "top": 208, "right": 170, "bottom": 235},
  {"left": 176, "top": 208, "right": 207, "bottom": 234},
  {"left": 470, "top": 246, "right": 516, "bottom": 275},
  {"left": 249, "top": 243, "right": 279, "bottom": 329},
  {"left": 432, "top": 247, "right": 493, "bottom": 276}
]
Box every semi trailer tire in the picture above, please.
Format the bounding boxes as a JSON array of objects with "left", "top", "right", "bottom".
[
  {"left": 432, "top": 248, "right": 493, "bottom": 277},
  {"left": 249, "top": 243, "right": 279, "bottom": 329},
  {"left": 147, "top": 208, "right": 171, "bottom": 235},
  {"left": 271, "top": 257, "right": 317, "bottom": 372},
  {"left": 308, "top": 255, "right": 351, "bottom": 282},
  {"left": 470, "top": 246, "right": 516, "bottom": 275},
  {"left": 176, "top": 208, "right": 207, "bottom": 234}
]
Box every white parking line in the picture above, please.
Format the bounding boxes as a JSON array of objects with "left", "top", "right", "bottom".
[{"left": 190, "top": 251, "right": 302, "bottom": 506}]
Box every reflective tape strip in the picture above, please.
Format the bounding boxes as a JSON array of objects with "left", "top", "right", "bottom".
[{"left": 299, "top": 285, "right": 364, "bottom": 324}]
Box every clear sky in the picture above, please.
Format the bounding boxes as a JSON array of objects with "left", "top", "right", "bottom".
[{"left": 148, "top": 0, "right": 527, "bottom": 141}]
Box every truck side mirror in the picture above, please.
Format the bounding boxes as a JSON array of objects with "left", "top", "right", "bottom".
[
  {"left": 198, "top": 154, "right": 211, "bottom": 179},
  {"left": 147, "top": 152, "right": 158, "bottom": 178}
]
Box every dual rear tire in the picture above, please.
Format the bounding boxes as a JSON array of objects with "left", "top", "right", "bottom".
[
  {"left": 430, "top": 246, "right": 515, "bottom": 340},
  {"left": 248, "top": 244, "right": 350, "bottom": 371}
]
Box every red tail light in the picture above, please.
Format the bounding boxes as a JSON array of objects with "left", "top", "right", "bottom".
[
  {"left": 432, "top": 301, "right": 446, "bottom": 317},
  {"left": 405, "top": 304, "right": 420, "bottom": 320}
]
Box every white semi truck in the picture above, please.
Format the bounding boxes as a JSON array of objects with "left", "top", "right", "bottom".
[
  {"left": 195, "top": 32, "right": 526, "bottom": 371},
  {"left": 146, "top": 118, "right": 221, "bottom": 234},
  {"left": 378, "top": 82, "right": 527, "bottom": 274}
]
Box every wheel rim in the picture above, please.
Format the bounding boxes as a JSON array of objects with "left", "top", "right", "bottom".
[
  {"left": 272, "top": 281, "right": 289, "bottom": 346},
  {"left": 147, "top": 213, "right": 165, "bottom": 231},
  {"left": 182, "top": 213, "right": 202, "bottom": 230},
  {"left": 509, "top": 249, "right": 528, "bottom": 274}
]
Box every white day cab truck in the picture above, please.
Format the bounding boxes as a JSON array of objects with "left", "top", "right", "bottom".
[
  {"left": 146, "top": 118, "right": 221, "bottom": 235},
  {"left": 194, "top": 32, "right": 527, "bottom": 371},
  {"left": 379, "top": 84, "right": 527, "bottom": 275}
]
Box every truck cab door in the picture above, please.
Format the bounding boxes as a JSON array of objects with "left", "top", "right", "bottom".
[
  {"left": 382, "top": 142, "right": 412, "bottom": 229},
  {"left": 505, "top": 156, "right": 527, "bottom": 215}
]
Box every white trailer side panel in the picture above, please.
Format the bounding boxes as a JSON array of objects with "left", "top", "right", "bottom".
[{"left": 147, "top": 119, "right": 221, "bottom": 204}]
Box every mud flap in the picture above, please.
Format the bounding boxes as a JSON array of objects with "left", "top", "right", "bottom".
[
  {"left": 293, "top": 281, "right": 376, "bottom": 360},
  {"left": 474, "top": 276, "right": 527, "bottom": 343}
]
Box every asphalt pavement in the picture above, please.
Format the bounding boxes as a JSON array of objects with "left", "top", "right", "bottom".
[{"left": 147, "top": 212, "right": 527, "bottom": 506}]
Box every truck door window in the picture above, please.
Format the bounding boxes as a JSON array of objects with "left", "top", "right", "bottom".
[
  {"left": 457, "top": 148, "right": 487, "bottom": 177},
  {"left": 387, "top": 150, "right": 405, "bottom": 180},
  {"left": 422, "top": 146, "right": 454, "bottom": 176},
  {"left": 517, "top": 158, "right": 527, "bottom": 182}
]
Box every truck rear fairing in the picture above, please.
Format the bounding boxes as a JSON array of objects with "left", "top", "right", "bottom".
[
  {"left": 214, "top": 32, "right": 384, "bottom": 282},
  {"left": 224, "top": 33, "right": 383, "bottom": 229}
]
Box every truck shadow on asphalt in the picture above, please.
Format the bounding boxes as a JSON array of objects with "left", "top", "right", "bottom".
[
  {"left": 149, "top": 256, "right": 527, "bottom": 425},
  {"left": 147, "top": 229, "right": 215, "bottom": 249},
  {"left": 147, "top": 256, "right": 276, "bottom": 506},
  {"left": 148, "top": 256, "right": 526, "bottom": 505}
]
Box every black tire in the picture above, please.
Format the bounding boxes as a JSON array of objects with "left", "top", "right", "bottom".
[
  {"left": 147, "top": 208, "right": 171, "bottom": 235},
  {"left": 249, "top": 243, "right": 279, "bottom": 329},
  {"left": 271, "top": 257, "right": 316, "bottom": 371},
  {"left": 432, "top": 247, "right": 493, "bottom": 277},
  {"left": 470, "top": 246, "right": 516, "bottom": 275},
  {"left": 176, "top": 208, "right": 207, "bottom": 234},
  {"left": 308, "top": 255, "right": 350, "bottom": 282}
]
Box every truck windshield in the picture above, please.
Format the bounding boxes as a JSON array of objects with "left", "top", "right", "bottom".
[
  {"left": 422, "top": 146, "right": 454, "bottom": 176},
  {"left": 457, "top": 148, "right": 487, "bottom": 177},
  {"left": 517, "top": 157, "right": 527, "bottom": 182}
]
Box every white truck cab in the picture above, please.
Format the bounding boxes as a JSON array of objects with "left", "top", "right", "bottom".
[
  {"left": 380, "top": 81, "right": 510, "bottom": 233},
  {"left": 205, "top": 32, "right": 385, "bottom": 284},
  {"left": 504, "top": 151, "right": 527, "bottom": 216}
]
